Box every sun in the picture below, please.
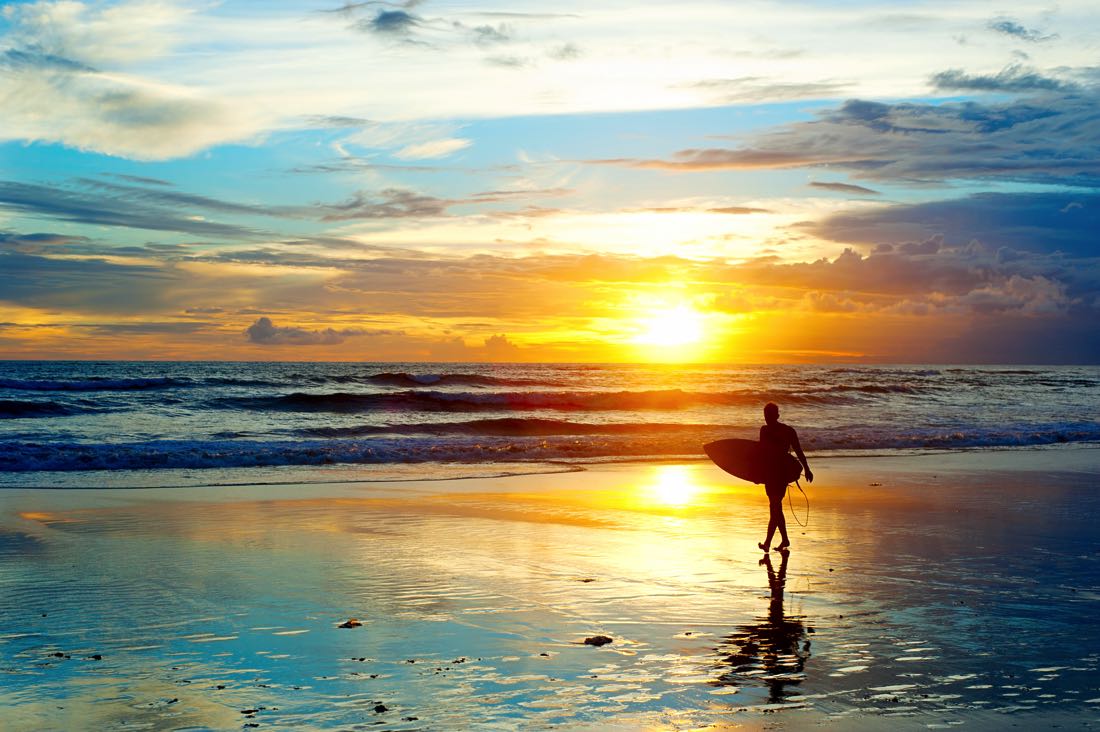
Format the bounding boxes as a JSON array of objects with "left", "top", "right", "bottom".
[{"left": 632, "top": 304, "right": 706, "bottom": 348}]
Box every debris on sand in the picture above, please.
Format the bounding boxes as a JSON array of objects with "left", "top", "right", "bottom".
[
  {"left": 584, "top": 635, "right": 613, "bottom": 647},
  {"left": 373, "top": 703, "right": 388, "bottom": 713},
  {"left": 337, "top": 618, "right": 362, "bottom": 628}
]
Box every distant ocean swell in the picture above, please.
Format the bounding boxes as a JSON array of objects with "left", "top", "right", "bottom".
[
  {"left": 0, "top": 399, "right": 102, "bottom": 419},
  {"left": 0, "top": 372, "right": 560, "bottom": 392},
  {"left": 0, "top": 377, "right": 185, "bottom": 392},
  {"left": 3, "top": 422, "right": 1097, "bottom": 472},
  {"left": 211, "top": 386, "right": 913, "bottom": 413}
]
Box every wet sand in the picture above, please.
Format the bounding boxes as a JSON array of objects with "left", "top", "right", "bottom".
[{"left": 1, "top": 448, "right": 1099, "bottom": 730}]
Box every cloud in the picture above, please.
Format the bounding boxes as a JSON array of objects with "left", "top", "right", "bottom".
[
  {"left": 930, "top": 65, "right": 1074, "bottom": 93},
  {"left": 318, "top": 188, "right": 452, "bottom": 220},
  {"left": 810, "top": 191, "right": 1100, "bottom": 257},
  {"left": 304, "top": 115, "right": 372, "bottom": 128},
  {"left": 0, "top": 1, "right": 265, "bottom": 159},
  {"left": 362, "top": 10, "right": 419, "bottom": 35},
  {"left": 686, "top": 77, "right": 850, "bottom": 103},
  {"left": 987, "top": 18, "right": 1058, "bottom": 43},
  {"left": 245, "top": 316, "right": 398, "bottom": 345},
  {"left": 107, "top": 173, "right": 174, "bottom": 187},
  {"left": 0, "top": 65, "right": 265, "bottom": 160},
  {"left": 547, "top": 43, "right": 581, "bottom": 60},
  {"left": 394, "top": 137, "right": 472, "bottom": 160},
  {"left": 809, "top": 181, "right": 881, "bottom": 195},
  {"left": 484, "top": 54, "right": 530, "bottom": 68},
  {"left": 0, "top": 180, "right": 268, "bottom": 238},
  {"left": 593, "top": 90, "right": 1100, "bottom": 187},
  {"left": 707, "top": 206, "right": 773, "bottom": 214},
  {"left": 0, "top": 47, "right": 95, "bottom": 73},
  {"left": 0, "top": 249, "right": 175, "bottom": 313},
  {"left": 959, "top": 274, "right": 1069, "bottom": 316},
  {"left": 76, "top": 321, "right": 214, "bottom": 336},
  {"left": 466, "top": 23, "right": 511, "bottom": 46}
]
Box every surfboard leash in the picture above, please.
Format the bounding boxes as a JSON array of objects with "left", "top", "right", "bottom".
[{"left": 788, "top": 479, "right": 809, "bottom": 528}]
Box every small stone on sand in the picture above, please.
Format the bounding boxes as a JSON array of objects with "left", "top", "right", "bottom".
[
  {"left": 373, "top": 703, "right": 388, "bottom": 713},
  {"left": 584, "top": 635, "right": 613, "bottom": 646}
]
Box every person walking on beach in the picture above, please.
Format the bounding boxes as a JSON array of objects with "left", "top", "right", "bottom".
[{"left": 758, "top": 402, "right": 812, "bottom": 553}]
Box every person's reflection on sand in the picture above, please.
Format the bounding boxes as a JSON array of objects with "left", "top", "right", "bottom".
[{"left": 713, "top": 551, "right": 810, "bottom": 703}]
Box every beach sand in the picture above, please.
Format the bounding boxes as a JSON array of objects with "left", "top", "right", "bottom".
[{"left": 1, "top": 448, "right": 1099, "bottom": 730}]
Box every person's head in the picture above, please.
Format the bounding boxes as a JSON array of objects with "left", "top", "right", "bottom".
[{"left": 763, "top": 402, "right": 779, "bottom": 424}]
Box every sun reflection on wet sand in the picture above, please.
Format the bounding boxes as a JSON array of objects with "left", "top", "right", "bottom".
[
  {"left": 642, "top": 464, "right": 704, "bottom": 508},
  {"left": 0, "top": 454, "right": 1098, "bottom": 729}
]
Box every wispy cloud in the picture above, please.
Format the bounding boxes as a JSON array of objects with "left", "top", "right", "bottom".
[
  {"left": 809, "top": 181, "right": 881, "bottom": 196},
  {"left": 317, "top": 188, "right": 452, "bottom": 220},
  {"left": 393, "top": 138, "right": 472, "bottom": 160},
  {"left": 685, "top": 77, "right": 849, "bottom": 103},
  {"left": 0, "top": 180, "right": 267, "bottom": 238},
  {"left": 930, "top": 65, "right": 1074, "bottom": 92},
  {"left": 988, "top": 18, "right": 1058, "bottom": 43}
]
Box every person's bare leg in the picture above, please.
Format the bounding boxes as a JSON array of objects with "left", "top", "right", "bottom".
[
  {"left": 775, "top": 499, "right": 790, "bottom": 550},
  {"left": 761, "top": 490, "right": 780, "bottom": 550}
]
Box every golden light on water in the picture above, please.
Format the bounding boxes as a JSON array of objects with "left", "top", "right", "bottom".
[{"left": 645, "top": 465, "right": 704, "bottom": 508}]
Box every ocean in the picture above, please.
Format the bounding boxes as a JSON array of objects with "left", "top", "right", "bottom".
[{"left": 1, "top": 361, "right": 1097, "bottom": 487}]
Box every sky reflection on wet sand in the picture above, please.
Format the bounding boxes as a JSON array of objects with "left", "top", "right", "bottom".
[{"left": 1, "top": 451, "right": 1098, "bottom": 730}]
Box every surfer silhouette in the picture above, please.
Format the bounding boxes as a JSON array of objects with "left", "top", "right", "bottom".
[{"left": 758, "top": 402, "right": 812, "bottom": 553}]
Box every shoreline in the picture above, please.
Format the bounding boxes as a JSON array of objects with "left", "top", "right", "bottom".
[
  {"left": 0, "top": 441, "right": 1097, "bottom": 492},
  {"left": 1, "top": 447, "right": 1098, "bottom": 729}
]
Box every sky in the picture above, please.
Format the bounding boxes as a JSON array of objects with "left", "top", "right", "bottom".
[{"left": 1, "top": 0, "right": 1098, "bottom": 363}]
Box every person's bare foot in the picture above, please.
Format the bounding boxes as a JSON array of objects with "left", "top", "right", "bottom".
[
  {"left": 758, "top": 542, "right": 769, "bottom": 552},
  {"left": 775, "top": 542, "right": 790, "bottom": 552}
]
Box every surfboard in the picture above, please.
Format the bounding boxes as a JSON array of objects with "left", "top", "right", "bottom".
[{"left": 703, "top": 438, "right": 803, "bottom": 485}]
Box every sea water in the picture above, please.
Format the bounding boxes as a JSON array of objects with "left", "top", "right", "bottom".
[{"left": 0, "top": 361, "right": 1097, "bottom": 487}]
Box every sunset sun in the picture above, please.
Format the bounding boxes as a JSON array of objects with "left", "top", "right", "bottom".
[{"left": 633, "top": 304, "right": 707, "bottom": 348}]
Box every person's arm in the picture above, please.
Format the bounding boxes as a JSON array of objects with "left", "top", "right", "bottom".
[{"left": 791, "top": 429, "right": 813, "bottom": 483}]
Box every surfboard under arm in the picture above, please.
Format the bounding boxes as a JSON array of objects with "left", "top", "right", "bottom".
[{"left": 703, "top": 438, "right": 802, "bottom": 485}]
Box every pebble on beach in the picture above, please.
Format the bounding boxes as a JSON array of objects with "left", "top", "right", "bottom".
[{"left": 584, "top": 635, "right": 613, "bottom": 647}]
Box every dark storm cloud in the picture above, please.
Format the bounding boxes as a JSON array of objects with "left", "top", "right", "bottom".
[
  {"left": 592, "top": 90, "right": 1100, "bottom": 187},
  {"left": 809, "top": 181, "right": 881, "bottom": 195},
  {"left": 930, "top": 65, "right": 1074, "bottom": 93},
  {"left": 988, "top": 18, "right": 1058, "bottom": 43}
]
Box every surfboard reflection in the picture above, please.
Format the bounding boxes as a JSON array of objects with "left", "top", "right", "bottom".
[{"left": 712, "top": 551, "right": 811, "bottom": 703}]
